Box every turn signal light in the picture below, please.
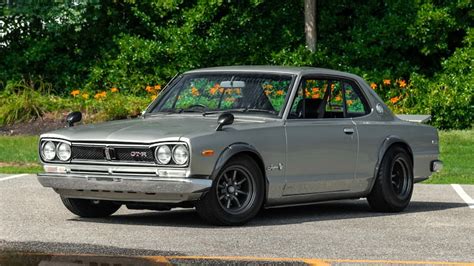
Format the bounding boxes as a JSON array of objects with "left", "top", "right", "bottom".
[{"left": 201, "top": 150, "right": 215, "bottom": 157}]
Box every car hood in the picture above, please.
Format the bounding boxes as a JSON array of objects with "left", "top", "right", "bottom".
[{"left": 41, "top": 115, "right": 269, "bottom": 143}]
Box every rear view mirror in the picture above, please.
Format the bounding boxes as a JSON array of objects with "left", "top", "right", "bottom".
[{"left": 220, "top": 81, "right": 245, "bottom": 88}]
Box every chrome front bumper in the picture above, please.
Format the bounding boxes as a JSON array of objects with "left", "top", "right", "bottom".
[{"left": 37, "top": 173, "right": 212, "bottom": 203}]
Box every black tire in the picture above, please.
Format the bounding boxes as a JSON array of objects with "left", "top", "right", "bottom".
[
  {"left": 195, "top": 155, "right": 264, "bottom": 226},
  {"left": 60, "top": 196, "right": 121, "bottom": 218},
  {"left": 367, "top": 146, "right": 414, "bottom": 212}
]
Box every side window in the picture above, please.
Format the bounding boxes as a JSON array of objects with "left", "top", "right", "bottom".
[
  {"left": 344, "top": 83, "right": 369, "bottom": 117},
  {"left": 325, "top": 81, "right": 344, "bottom": 114},
  {"left": 289, "top": 78, "right": 369, "bottom": 119}
]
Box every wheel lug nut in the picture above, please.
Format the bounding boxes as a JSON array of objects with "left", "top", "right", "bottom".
[{"left": 235, "top": 192, "right": 238, "bottom": 195}]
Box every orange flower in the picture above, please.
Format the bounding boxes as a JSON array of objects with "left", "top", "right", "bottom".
[
  {"left": 110, "top": 87, "right": 118, "bottom": 93},
  {"left": 305, "top": 90, "right": 311, "bottom": 98},
  {"left": 265, "top": 90, "right": 272, "bottom": 96},
  {"left": 312, "top": 87, "right": 319, "bottom": 93},
  {"left": 154, "top": 84, "right": 161, "bottom": 91},
  {"left": 383, "top": 79, "right": 391, "bottom": 86},
  {"left": 94, "top": 91, "right": 107, "bottom": 100},
  {"left": 370, "top": 83, "right": 377, "bottom": 90},
  {"left": 276, "top": 90, "right": 284, "bottom": 96},
  {"left": 398, "top": 80, "right": 407, "bottom": 88},
  {"left": 191, "top": 87, "right": 200, "bottom": 96},
  {"left": 331, "top": 84, "right": 335, "bottom": 89},
  {"left": 390, "top": 96, "right": 400, "bottom": 104},
  {"left": 264, "top": 84, "right": 273, "bottom": 89},
  {"left": 209, "top": 87, "right": 218, "bottom": 95},
  {"left": 312, "top": 93, "right": 320, "bottom": 99},
  {"left": 347, "top": 99, "right": 353, "bottom": 105},
  {"left": 81, "top": 93, "right": 89, "bottom": 100},
  {"left": 71, "top": 90, "right": 80, "bottom": 97},
  {"left": 145, "top": 86, "right": 154, "bottom": 93},
  {"left": 234, "top": 88, "right": 241, "bottom": 95},
  {"left": 335, "top": 96, "right": 342, "bottom": 101}
]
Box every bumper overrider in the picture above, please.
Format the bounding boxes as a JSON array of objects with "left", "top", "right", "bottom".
[{"left": 37, "top": 165, "right": 212, "bottom": 203}]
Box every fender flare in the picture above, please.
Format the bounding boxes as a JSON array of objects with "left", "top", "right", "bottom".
[
  {"left": 367, "top": 136, "right": 413, "bottom": 192},
  {"left": 210, "top": 142, "right": 269, "bottom": 201}
]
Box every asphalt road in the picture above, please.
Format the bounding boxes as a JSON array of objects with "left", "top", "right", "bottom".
[{"left": 0, "top": 174, "right": 473, "bottom": 265}]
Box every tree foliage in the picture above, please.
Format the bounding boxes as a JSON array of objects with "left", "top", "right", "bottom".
[{"left": 0, "top": 0, "right": 472, "bottom": 128}]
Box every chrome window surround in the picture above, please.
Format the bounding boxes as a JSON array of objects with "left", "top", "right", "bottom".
[{"left": 39, "top": 139, "right": 190, "bottom": 168}]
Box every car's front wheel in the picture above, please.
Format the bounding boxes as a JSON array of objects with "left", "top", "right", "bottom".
[
  {"left": 195, "top": 155, "right": 264, "bottom": 225},
  {"left": 60, "top": 196, "right": 121, "bottom": 218},
  {"left": 367, "top": 146, "right": 414, "bottom": 212}
]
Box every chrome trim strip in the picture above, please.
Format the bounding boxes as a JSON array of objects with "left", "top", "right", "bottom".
[
  {"left": 69, "top": 159, "right": 188, "bottom": 167},
  {"left": 73, "top": 143, "right": 150, "bottom": 147},
  {"left": 41, "top": 138, "right": 72, "bottom": 145},
  {"left": 44, "top": 163, "right": 191, "bottom": 177}
]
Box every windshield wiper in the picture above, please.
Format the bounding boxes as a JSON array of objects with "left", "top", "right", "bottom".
[{"left": 202, "top": 108, "right": 277, "bottom": 116}]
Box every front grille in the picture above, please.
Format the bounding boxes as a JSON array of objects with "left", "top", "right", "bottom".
[
  {"left": 71, "top": 144, "right": 155, "bottom": 163},
  {"left": 72, "top": 146, "right": 105, "bottom": 161}
]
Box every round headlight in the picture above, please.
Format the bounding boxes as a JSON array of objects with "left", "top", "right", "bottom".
[
  {"left": 42, "top": 141, "right": 56, "bottom": 161},
  {"left": 173, "top": 145, "right": 189, "bottom": 165},
  {"left": 155, "top": 145, "right": 172, "bottom": 164},
  {"left": 57, "top": 143, "right": 71, "bottom": 161}
]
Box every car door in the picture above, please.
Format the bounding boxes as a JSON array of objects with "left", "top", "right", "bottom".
[{"left": 283, "top": 77, "right": 364, "bottom": 195}]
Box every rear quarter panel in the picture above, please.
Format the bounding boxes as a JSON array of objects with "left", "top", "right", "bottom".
[{"left": 354, "top": 119, "right": 439, "bottom": 193}]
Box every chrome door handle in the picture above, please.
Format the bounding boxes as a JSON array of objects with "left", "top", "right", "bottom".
[{"left": 343, "top": 128, "right": 354, "bottom": 135}]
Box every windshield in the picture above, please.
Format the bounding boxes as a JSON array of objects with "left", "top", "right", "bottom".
[{"left": 149, "top": 73, "right": 294, "bottom": 116}]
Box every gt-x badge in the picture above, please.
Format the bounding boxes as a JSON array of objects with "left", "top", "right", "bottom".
[
  {"left": 267, "top": 163, "right": 283, "bottom": 171},
  {"left": 130, "top": 151, "right": 147, "bottom": 158}
]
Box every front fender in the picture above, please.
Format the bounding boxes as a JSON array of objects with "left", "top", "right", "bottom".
[{"left": 210, "top": 142, "right": 269, "bottom": 201}]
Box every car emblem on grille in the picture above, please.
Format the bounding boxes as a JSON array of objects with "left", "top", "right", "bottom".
[
  {"left": 130, "top": 151, "right": 147, "bottom": 158},
  {"left": 104, "top": 147, "right": 116, "bottom": 161}
]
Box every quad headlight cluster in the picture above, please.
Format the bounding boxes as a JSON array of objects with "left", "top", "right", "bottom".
[
  {"left": 40, "top": 141, "right": 71, "bottom": 162},
  {"left": 155, "top": 144, "right": 189, "bottom": 165}
]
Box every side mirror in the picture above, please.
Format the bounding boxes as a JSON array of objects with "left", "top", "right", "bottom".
[
  {"left": 66, "top": 111, "right": 82, "bottom": 127},
  {"left": 216, "top": 112, "right": 234, "bottom": 131}
]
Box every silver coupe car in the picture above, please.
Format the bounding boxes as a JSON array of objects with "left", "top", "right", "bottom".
[{"left": 37, "top": 66, "right": 442, "bottom": 225}]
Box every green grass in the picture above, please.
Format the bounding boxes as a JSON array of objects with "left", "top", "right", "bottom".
[
  {"left": 0, "top": 165, "right": 43, "bottom": 174},
  {"left": 0, "top": 136, "right": 40, "bottom": 174},
  {"left": 0, "top": 131, "right": 472, "bottom": 183},
  {"left": 0, "top": 136, "right": 39, "bottom": 163},
  {"left": 423, "top": 129, "right": 474, "bottom": 184}
]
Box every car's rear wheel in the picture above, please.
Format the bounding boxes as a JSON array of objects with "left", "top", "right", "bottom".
[
  {"left": 367, "top": 146, "right": 414, "bottom": 212},
  {"left": 195, "top": 155, "right": 264, "bottom": 225},
  {"left": 60, "top": 196, "right": 121, "bottom": 218}
]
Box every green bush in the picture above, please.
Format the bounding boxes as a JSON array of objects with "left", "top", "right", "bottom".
[
  {"left": 0, "top": 79, "right": 57, "bottom": 125},
  {"left": 402, "top": 29, "right": 474, "bottom": 130}
]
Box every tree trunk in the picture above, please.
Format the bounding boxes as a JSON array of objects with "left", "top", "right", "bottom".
[{"left": 304, "top": 0, "right": 317, "bottom": 52}]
